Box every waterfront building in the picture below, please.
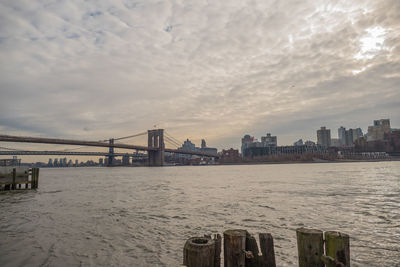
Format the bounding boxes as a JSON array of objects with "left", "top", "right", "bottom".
[
  {"left": 219, "top": 148, "right": 240, "bottom": 163},
  {"left": 242, "top": 132, "right": 278, "bottom": 157},
  {"left": 353, "top": 128, "right": 363, "bottom": 141},
  {"left": 331, "top": 138, "right": 339, "bottom": 147},
  {"left": 122, "top": 154, "right": 130, "bottom": 165},
  {"left": 243, "top": 144, "right": 327, "bottom": 158},
  {"left": 317, "top": 127, "right": 331, "bottom": 147},
  {"left": 367, "top": 119, "right": 391, "bottom": 141},
  {"left": 293, "top": 139, "right": 303, "bottom": 146},
  {"left": 261, "top": 133, "right": 277, "bottom": 147},
  {"left": 345, "top": 129, "right": 354, "bottom": 147},
  {"left": 180, "top": 139, "right": 196, "bottom": 151},
  {"left": 304, "top": 140, "right": 315, "bottom": 146}
]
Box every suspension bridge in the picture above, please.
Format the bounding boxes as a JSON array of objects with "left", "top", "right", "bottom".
[{"left": 0, "top": 129, "right": 218, "bottom": 166}]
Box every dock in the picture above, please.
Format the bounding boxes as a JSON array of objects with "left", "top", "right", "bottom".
[{"left": 0, "top": 159, "right": 39, "bottom": 190}]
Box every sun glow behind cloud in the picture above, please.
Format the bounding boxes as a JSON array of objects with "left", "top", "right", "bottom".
[{"left": 355, "top": 26, "right": 387, "bottom": 60}]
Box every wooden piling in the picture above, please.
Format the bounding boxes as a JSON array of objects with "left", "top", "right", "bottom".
[
  {"left": 245, "top": 231, "right": 259, "bottom": 267},
  {"left": 12, "top": 168, "right": 16, "bottom": 190},
  {"left": 296, "top": 228, "right": 324, "bottom": 267},
  {"left": 31, "top": 168, "right": 35, "bottom": 189},
  {"left": 324, "top": 231, "right": 350, "bottom": 267},
  {"left": 183, "top": 236, "right": 215, "bottom": 267},
  {"left": 223, "top": 229, "right": 246, "bottom": 267},
  {"left": 213, "top": 234, "right": 222, "bottom": 267},
  {"left": 259, "top": 233, "right": 276, "bottom": 267},
  {"left": 36, "top": 168, "right": 39, "bottom": 188}
]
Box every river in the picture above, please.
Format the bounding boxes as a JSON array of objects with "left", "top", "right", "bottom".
[{"left": 1, "top": 162, "right": 399, "bottom": 266}]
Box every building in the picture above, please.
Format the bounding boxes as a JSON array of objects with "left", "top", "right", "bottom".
[
  {"left": 317, "top": 127, "right": 331, "bottom": 147},
  {"left": 293, "top": 139, "right": 303, "bottom": 146},
  {"left": 219, "top": 148, "right": 240, "bottom": 163},
  {"left": 122, "top": 154, "right": 130, "bottom": 165},
  {"left": 331, "top": 138, "right": 339, "bottom": 147},
  {"left": 241, "top": 134, "right": 254, "bottom": 156},
  {"left": 338, "top": 126, "right": 346, "bottom": 146},
  {"left": 242, "top": 144, "right": 327, "bottom": 158},
  {"left": 241, "top": 133, "right": 278, "bottom": 157},
  {"left": 201, "top": 139, "right": 206, "bottom": 149},
  {"left": 338, "top": 127, "right": 364, "bottom": 147},
  {"left": 180, "top": 139, "right": 196, "bottom": 151},
  {"left": 261, "top": 133, "right": 277, "bottom": 147},
  {"left": 304, "top": 140, "right": 315, "bottom": 146},
  {"left": 368, "top": 119, "right": 391, "bottom": 141}
]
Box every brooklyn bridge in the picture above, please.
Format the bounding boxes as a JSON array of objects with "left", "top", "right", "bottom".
[{"left": 0, "top": 129, "right": 218, "bottom": 166}]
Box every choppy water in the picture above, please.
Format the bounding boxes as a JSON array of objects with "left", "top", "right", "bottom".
[{"left": 1, "top": 162, "right": 399, "bottom": 266}]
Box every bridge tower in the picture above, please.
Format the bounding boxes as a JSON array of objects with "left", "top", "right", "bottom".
[
  {"left": 108, "top": 138, "right": 115, "bottom": 166},
  {"left": 147, "top": 129, "right": 164, "bottom": 166}
]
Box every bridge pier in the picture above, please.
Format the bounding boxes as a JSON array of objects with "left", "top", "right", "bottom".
[
  {"left": 148, "top": 129, "right": 164, "bottom": 166},
  {"left": 108, "top": 138, "right": 114, "bottom": 166}
]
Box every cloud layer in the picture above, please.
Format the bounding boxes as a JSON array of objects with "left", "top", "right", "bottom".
[{"left": 1, "top": 0, "right": 399, "bottom": 150}]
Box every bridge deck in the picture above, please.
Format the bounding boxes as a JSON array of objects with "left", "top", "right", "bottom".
[{"left": 0, "top": 135, "right": 218, "bottom": 158}]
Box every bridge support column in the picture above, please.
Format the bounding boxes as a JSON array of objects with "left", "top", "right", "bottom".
[
  {"left": 108, "top": 138, "right": 114, "bottom": 166},
  {"left": 148, "top": 129, "right": 164, "bottom": 166}
]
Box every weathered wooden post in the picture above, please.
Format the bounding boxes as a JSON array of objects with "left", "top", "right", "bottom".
[
  {"left": 12, "top": 168, "right": 16, "bottom": 190},
  {"left": 213, "top": 234, "right": 222, "bottom": 267},
  {"left": 224, "top": 229, "right": 246, "bottom": 267},
  {"left": 324, "top": 231, "right": 350, "bottom": 267},
  {"left": 31, "top": 168, "right": 35, "bottom": 189},
  {"left": 245, "top": 232, "right": 259, "bottom": 267},
  {"left": 183, "top": 236, "right": 215, "bottom": 267},
  {"left": 259, "top": 233, "right": 276, "bottom": 267},
  {"left": 296, "top": 228, "right": 324, "bottom": 267},
  {"left": 36, "top": 168, "right": 39, "bottom": 188}
]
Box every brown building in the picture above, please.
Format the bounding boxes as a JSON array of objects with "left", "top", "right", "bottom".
[
  {"left": 367, "top": 119, "right": 391, "bottom": 141},
  {"left": 220, "top": 148, "right": 240, "bottom": 163}
]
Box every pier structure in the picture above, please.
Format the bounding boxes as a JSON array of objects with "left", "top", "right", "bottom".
[{"left": 0, "top": 159, "right": 39, "bottom": 190}]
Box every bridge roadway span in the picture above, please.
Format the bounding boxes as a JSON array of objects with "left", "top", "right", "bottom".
[
  {"left": 0, "top": 151, "right": 146, "bottom": 157},
  {"left": 0, "top": 134, "right": 218, "bottom": 158}
]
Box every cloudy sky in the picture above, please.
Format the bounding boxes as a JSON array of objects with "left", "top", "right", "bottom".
[{"left": 0, "top": 0, "right": 399, "bottom": 156}]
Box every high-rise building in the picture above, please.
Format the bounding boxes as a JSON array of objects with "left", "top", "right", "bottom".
[
  {"left": 338, "top": 126, "right": 346, "bottom": 146},
  {"left": 345, "top": 129, "right": 354, "bottom": 147},
  {"left": 368, "top": 119, "right": 391, "bottom": 141},
  {"left": 317, "top": 127, "right": 331, "bottom": 147},
  {"left": 352, "top": 128, "right": 363, "bottom": 142}
]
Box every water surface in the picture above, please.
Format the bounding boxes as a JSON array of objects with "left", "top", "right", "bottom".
[{"left": 1, "top": 162, "right": 399, "bottom": 266}]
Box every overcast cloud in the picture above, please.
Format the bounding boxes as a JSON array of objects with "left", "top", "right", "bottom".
[{"left": 0, "top": 0, "right": 399, "bottom": 150}]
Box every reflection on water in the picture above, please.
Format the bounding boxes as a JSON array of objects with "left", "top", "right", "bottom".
[{"left": 1, "top": 162, "right": 399, "bottom": 266}]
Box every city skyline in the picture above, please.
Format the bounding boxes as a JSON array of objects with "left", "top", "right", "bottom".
[{"left": 1, "top": 1, "right": 400, "bottom": 156}]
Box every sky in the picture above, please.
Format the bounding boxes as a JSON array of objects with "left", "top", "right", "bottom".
[{"left": 0, "top": 0, "right": 400, "bottom": 161}]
